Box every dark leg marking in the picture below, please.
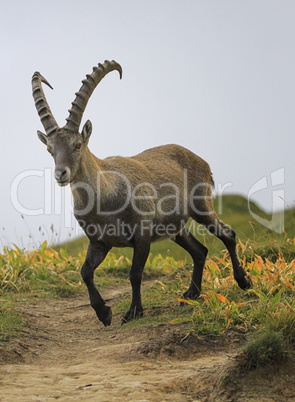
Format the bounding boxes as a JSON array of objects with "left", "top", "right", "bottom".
[
  {"left": 81, "top": 241, "right": 112, "bottom": 326},
  {"left": 173, "top": 229, "right": 208, "bottom": 299},
  {"left": 122, "top": 243, "right": 150, "bottom": 324}
]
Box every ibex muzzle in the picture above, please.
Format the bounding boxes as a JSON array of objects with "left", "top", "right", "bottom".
[{"left": 32, "top": 60, "right": 252, "bottom": 327}]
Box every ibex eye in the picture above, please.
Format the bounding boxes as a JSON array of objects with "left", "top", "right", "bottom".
[{"left": 75, "top": 143, "right": 82, "bottom": 150}]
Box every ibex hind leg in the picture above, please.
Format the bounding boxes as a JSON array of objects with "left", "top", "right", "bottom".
[
  {"left": 195, "top": 213, "right": 252, "bottom": 290},
  {"left": 173, "top": 229, "right": 208, "bottom": 299}
]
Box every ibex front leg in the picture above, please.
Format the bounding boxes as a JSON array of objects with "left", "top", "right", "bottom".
[
  {"left": 81, "top": 241, "right": 112, "bottom": 326},
  {"left": 122, "top": 243, "right": 150, "bottom": 324}
]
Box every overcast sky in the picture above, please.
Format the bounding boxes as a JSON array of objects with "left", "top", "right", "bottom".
[{"left": 1, "top": 0, "right": 294, "bottom": 250}]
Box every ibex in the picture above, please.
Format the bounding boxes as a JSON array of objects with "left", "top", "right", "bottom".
[{"left": 32, "top": 60, "right": 251, "bottom": 327}]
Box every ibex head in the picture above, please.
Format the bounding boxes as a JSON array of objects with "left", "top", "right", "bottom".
[{"left": 32, "top": 60, "right": 122, "bottom": 186}]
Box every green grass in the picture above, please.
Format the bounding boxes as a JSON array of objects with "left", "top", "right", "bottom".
[
  {"left": 0, "top": 302, "right": 22, "bottom": 342},
  {"left": 0, "top": 243, "right": 83, "bottom": 296},
  {"left": 242, "top": 311, "right": 295, "bottom": 368}
]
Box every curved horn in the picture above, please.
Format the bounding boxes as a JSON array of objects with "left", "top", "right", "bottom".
[
  {"left": 64, "top": 60, "right": 122, "bottom": 133},
  {"left": 32, "top": 72, "right": 59, "bottom": 135}
]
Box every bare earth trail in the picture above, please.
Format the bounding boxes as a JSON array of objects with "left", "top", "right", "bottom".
[{"left": 1, "top": 284, "right": 295, "bottom": 401}]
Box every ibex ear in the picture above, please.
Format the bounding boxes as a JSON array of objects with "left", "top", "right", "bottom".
[
  {"left": 81, "top": 120, "right": 92, "bottom": 145},
  {"left": 37, "top": 130, "right": 47, "bottom": 145}
]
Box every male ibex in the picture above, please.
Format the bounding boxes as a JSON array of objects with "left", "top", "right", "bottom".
[{"left": 32, "top": 60, "right": 251, "bottom": 326}]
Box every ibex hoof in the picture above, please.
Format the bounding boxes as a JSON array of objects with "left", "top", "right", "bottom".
[
  {"left": 182, "top": 288, "right": 200, "bottom": 300},
  {"left": 235, "top": 266, "right": 252, "bottom": 290},
  {"left": 121, "top": 307, "right": 143, "bottom": 325},
  {"left": 98, "top": 305, "right": 112, "bottom": 327},
  {"left": 238, "top": 275, "right": 252, "bottom": 290}
]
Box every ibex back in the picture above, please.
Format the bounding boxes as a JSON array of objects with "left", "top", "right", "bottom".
[{"left": 32, "top": 60, "right": 251, "bottom": 326}]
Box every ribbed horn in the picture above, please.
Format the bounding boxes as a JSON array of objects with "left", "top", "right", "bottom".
[
  {"left": 32, "top": 72, "right": 59, "bottom": 135},
  {"left": 64, "top": 60, "right": 122, "bottom": 133}
]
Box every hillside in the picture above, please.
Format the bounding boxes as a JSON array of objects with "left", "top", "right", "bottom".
[{"left": 58, "top": 194, "right": 295, "bottom": 262}]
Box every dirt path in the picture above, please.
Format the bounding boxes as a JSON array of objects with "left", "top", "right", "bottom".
[{"left": 1, "top": 285, "right": 295, "bottom": 401}]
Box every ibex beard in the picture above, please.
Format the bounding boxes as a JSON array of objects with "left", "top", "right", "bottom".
[{"left": 32, "top": 60, "right": 252, "bottom": 327}]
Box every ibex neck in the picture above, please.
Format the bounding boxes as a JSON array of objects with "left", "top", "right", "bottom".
[
  {"left": 74, "top": 147, "right": 103, "bottom": 186},
  {"left": 70, "top": 148, "right": 107, "bottom": 216},
  {"left": 70, "top": 147, "right": 113, "bottom": 205}
]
